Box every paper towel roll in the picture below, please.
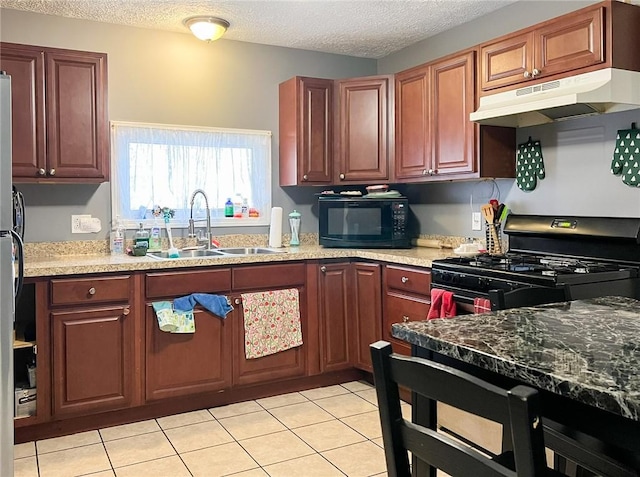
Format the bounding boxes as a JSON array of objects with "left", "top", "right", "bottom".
[{"left": 268, "top": 207, "right": 283, "bottom": 248}]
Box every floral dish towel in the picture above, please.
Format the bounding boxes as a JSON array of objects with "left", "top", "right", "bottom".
[{"left": 241, "top": 288, "right": 303, "bottom": 359}]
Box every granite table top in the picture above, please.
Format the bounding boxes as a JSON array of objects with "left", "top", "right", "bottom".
[
  {"left": 392, "top": 296, "right": 640, "bottom": 422},
  {"left": 23, "top": 245, "right": 453, "bottom": 278}
]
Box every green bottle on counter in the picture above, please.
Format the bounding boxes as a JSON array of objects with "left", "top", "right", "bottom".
[{"left": 224, "top": 198, "right": 234, "bottom": 217}]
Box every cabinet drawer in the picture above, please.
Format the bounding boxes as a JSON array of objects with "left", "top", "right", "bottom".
[
  {"left": 233, "top": 263, "right": 305, "bottom": 290},
  {"left": 146, "top": 269, "right": 231, "bottom": 299},
  {"left": 386, "top": 265, "right": 431, "bottom": 296},
  {"left": 50, "top": 275, "right": 131, "bottom": 306},
  {"left": 385, "top": 294, "right": 431, "bottom": 332}
]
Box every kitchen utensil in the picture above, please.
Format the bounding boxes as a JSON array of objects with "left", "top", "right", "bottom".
[
  {"left": 499, "top": 206, "right": 509, "bottom": 223},
  {"left": 489, "top": 199, "right": 499, "bottom": 212},
  {"left": 411, "top": 238, "right": 453, "bottom": 249},
  {"left": 496, "top": 204, "right": 505, "bottom": 223},
  {"left": 481, "top": 204, "right": 494, "bottom": 224}
]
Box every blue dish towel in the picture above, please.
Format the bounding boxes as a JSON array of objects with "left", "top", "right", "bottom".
[{"left": 173, "top": 293, "right": 234, "bottom": 318}]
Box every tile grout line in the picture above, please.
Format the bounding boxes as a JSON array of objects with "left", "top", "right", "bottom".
[{"left": 155, "top": 417, "right": 195, "bottom": 477}]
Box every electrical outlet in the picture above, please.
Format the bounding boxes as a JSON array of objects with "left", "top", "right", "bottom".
[
  {"left": 71, "top": 214, "right": 91, "bottom": 233},
  {"left": 472, "top": 212, "right": 482, "bottom": 231}
]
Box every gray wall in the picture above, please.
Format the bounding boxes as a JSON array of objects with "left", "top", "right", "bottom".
[
  {"left": 3, "top": 1, "right": 640, "bottom": 244},
  {"left": 0, "top": 8, "right": 376, "bottom": 242}
]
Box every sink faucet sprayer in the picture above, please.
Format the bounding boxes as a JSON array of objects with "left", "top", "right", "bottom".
[{"left": 188, "top": 189, "right": 214, "bottom": 249}]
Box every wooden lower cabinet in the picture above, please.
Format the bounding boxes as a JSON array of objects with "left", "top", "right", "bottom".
[
  {"left": 350, "top": 263, "right": 382, "bottom": 372},
  {"left": 318, "top": 262, "right": 352, "bottom": 372},
  {"left": 317, "top": 261, "right": 383, "bottom": 373},
  {"left": 383, "top": 265, "right": 432, "bottom": 356},
  {"left": 232, "top": 287, "right": 308, "bottom": 386},
  {"left": 51, "top": 305, "right": 134, "bottom": 417},
  {"left": 145, "top": 306, "right": 233, "bottom": 401}
]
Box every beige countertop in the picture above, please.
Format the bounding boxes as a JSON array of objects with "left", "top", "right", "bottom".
[{"left": 24, "top": 245, "right": 455, "bottom": 278}]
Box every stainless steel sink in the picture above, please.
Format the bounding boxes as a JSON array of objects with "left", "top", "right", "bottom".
[
  {"left": 217, "top": 247, "right": 284, "bottom": 255},
  {"left": 146, "top": 247, "right": 285, "bottom": 259},
  {"left": 147, "top": 249, "right": 226, "bottom": 259}
]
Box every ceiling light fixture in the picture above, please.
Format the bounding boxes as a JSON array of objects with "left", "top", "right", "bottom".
[{"left": 183, "top": 16, "right": 230, "bottom": 42}]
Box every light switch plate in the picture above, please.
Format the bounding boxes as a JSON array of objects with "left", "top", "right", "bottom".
[{"left": 472, "top": 212, "right": 482, "bottom": 231}]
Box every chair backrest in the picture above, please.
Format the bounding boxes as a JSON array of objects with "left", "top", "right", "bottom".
[
  {"left": 370, "top": 340, "right": 549, "bottom": 477},
  {"left": 489, "top": 284, "right": 571, "bottom": 311}
]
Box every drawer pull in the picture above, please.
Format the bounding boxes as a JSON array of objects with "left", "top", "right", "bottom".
[
  {"left": 88, "top": 287, "right": 96, "bottom": 296},
  {"left": 401, "top": 276, "right": 409, "bottom": 283},
  {"left": 234, "top": 298, "right": 241, "bottom": 305},
  {"left": 320, "top": 266, "right": 327, "bottom": 273},
  {"left": 122, "top": 307, "right": 130, "bottom": 316},
  {"left": 402, "top": 315, "right": 410, "bottom": 322},
  {"left": 49, "top": 168, "right": 56, "bottom": 176},
  {"left": 38, "top": 168, "right": 46, "bottom": 176}
]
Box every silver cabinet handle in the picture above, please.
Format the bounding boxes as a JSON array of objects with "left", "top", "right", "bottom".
[
  {"left": 302, "top": 174, "right": 308, "bottom": 181},
  {"left": 402, "top": 315, "right": 410, "bottom": 322},
  {"left": 401, "top": 276, "right": 409, "bottom": 283},
  {"left": 88, "top": 287, "right": 96, "bottom": 295},
  {"left": 422, "top": 169, "right": 428, "bottom": 176},
  {"left": 523, "top": 71, "right": 531, "bottom": 78},
  {"left": 532, "top": 68, "right": 540, "bottom": 77},
  {"left": 234, "top": 298, "right": 241, "bottom": 305},
  {"left": 38, "top": 168, "right": 46, "bottom": 176},
  {"left": 49, "top": 168, "right": 56, "bottom": 176},
  {"left": 320, "top": 265, "right": 327, "bottom": 273},
  {"left": 339, "top": 173, "right": 345, "bottom": 180},
  {"left": 122, "top": 307, "right": 130, "bottom": 316}
]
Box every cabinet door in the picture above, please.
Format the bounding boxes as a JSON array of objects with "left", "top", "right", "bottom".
[
  {"left": 350, "top": 263, "right": 382, "bottom": 372},
  {"left": 480, "top": 32, "right": 533, "bottom": 91},
  {"left": 430, "top": 52, "right": 476, "bottom": 176},
  {"left": 395, "top": 65, "right": 431, "bottom": 180},
  {"left": 279, "top": 77, "right": 333, "bottom": 185},
  {"left": 0, "top": 44, "right": 46, "bottom": 178},
  {"left": 335, "top": 76, "right": 392, "bottom": 183},
  {"left": 145, "top": 306, "right": 233, "bottom": 401},
  {"left": 232, "top": 288, "right": 307, "bottom": 386},
  {"left": 318, "top": 263, "right": 351, "bottom": 372},
  {"left": 46, "top": 50, "right": 108, "bottom": 181},
  {"left": 534, "top": 7, "right": 604, "bottom": 79},
  {"left": 384, "top": 294, "right": 431, "bottom": 356},
  {"left": 52, "top": 306, "right": 133, "bottom": 417}
]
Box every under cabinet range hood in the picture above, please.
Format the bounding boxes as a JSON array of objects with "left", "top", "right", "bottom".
[{"left": 470, "top": 68, "right": 640, "bottom": 127}]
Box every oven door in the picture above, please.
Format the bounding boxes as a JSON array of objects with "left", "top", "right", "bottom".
[{"left": 428, "top": 283, "right": 480, "bottom": 314}]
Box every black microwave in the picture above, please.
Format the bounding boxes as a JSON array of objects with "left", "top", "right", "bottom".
[{"left": 318, "top": 196, "right": 411, "bottom": 248}]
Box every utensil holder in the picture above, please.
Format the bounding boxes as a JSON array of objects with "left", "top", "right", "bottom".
[{"left": 485, "top": 223, "right": 503, "bottom": 255}]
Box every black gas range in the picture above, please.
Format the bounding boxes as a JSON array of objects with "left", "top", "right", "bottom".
[{"left": 431, "top": 215, "right": 640, "bottom": 308}]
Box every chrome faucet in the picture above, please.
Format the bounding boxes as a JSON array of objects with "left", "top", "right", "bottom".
[{"left": 188, "top": 189, "right": 214, "bottom": 249}]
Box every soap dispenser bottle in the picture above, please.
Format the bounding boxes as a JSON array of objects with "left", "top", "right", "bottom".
[{"left": 288, "top": 210, "right": 301, "bottom": 246}]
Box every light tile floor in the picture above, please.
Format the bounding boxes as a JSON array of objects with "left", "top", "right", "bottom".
[{"left": 14, "top": 380, "right": 412, "bottom": 477}]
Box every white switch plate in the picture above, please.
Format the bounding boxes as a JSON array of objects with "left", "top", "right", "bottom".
[
  {"left": 71, "top": 214, "right": 91, "bottom": 233},
  {"left": 472, "top": 212, "right": 482, "bottom": 231}
]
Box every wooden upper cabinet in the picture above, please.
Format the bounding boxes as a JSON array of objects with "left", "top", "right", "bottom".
[
  {"left": 0, "top": 43, "right": 108, "bottom": 182},
  {"left": 396, "top": 52, "right": 486, "bottom": 181},
  {"left": 480, "top": 32, "right": 533, "bottom": 91},
  {"left": 395, "top": 65, "right": 430, "bottom": 180},
  {"left": 0, "top": 46, "right": 45, "bottom": 178},
  {"left": 279, "top": 76, "right": 333, "bottom": 186},
  {"left": 334, "top": 75, "right": 393, "bottom": 183},
  {"left": 481, "top": 5, "right": 609, "bottom": 93},
  {"left": 534, "top": 8, "right": 604, "bottom": 79},
  {"left": 431, "top": 52, "right": 476, "bottom": 176},
  {"left": 45, "top": 51, "right": 108, "bottom": 181}
]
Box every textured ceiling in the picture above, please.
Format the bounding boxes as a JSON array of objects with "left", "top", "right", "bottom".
[{"left": 1, "top": 0, "right": 520, "bottom": 58}]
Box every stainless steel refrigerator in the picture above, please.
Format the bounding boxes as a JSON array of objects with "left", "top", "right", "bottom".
[{"left": 1, "top": 72, "right": 24, "bottom": 476}]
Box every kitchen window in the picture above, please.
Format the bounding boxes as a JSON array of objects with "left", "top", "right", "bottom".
[{"left": 111, "top": 121, "right": 271, "bottom": 228}]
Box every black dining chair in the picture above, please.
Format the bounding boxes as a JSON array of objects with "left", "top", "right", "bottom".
[
  {"left": 488, "top": 284, "right": 572, "bottom": 311},
  {"left": 370, "top": 340, "right": 563, "bottom": 477}
]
